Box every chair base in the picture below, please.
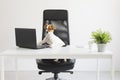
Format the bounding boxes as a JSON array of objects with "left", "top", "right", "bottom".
[{"left": 46, "top": 77, "right": 66, "bottom": 80}]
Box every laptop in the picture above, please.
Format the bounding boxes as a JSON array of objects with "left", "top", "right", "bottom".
[{"left": 15, "top": 28, "right": 49, "bottom": 49}]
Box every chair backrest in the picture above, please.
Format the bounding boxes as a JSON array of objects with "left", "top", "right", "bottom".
[{"left": 42, "top": 9, "right": 70, "bottom": 45}]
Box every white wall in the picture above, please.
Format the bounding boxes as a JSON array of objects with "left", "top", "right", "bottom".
[{"left": 0, "top": 0, "right": 120, "bottom": 71}]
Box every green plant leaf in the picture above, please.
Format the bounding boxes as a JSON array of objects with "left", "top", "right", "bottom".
[{"left": 91, "top": 29, "right": 112, "bottom": 44}]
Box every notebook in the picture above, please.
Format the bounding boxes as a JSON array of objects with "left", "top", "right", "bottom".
[{"left": 15, "top": 28, "right": 49, "bottom": 49}]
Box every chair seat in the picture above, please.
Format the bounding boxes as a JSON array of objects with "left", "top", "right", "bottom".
[{"left": 36, "top": 59, "right": 75, "bottom": 72}]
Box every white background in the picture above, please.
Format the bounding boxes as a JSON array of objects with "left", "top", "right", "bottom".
[{"left": 0, "top": 0, "right": 120, "bottom": 71}]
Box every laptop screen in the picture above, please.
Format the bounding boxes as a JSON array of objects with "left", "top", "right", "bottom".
[{"left": 15, "top": 28, "right": 37, "bottom": 48}]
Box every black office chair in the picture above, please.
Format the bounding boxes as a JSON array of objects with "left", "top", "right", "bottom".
[{"left": 36, "top": 10, "right": 75, "bottom": 80}]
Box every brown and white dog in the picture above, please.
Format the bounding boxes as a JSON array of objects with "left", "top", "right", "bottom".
[
  {"left": 39, "top": 24, "right": 65, "bottom": 47},
  {"left": 38, "top": 24, "right": 67, "bottom": 62}
]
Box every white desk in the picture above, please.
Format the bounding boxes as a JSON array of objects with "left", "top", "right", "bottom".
[{"left": 0, "top": 46, "right": 114, "bottom": 80}]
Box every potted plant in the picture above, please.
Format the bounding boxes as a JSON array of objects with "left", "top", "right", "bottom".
[{"left": 91, "top": 29, "right": 112, "bottom": 52}]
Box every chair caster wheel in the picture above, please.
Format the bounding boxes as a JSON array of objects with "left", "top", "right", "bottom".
[
  {"left": 70, "top": 72, "right": 73, "bottom": 74},
  {"left": 39, "top": 71, "right": 42, "bottom": 74}
]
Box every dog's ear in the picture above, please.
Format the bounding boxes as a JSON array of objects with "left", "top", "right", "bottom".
[
  {"left": 54, "top": 25, "right": 56, "bottom": 30},
  {"left": 51, "top": 24, "right": 56, "bottom": 30}
]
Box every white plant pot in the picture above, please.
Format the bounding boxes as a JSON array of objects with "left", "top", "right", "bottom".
[{"left": 97, "top": 44, "right": 106, "bottom": 52}]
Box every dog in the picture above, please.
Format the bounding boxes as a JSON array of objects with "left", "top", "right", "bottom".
[
  {"left": 38, "top": 24, "right": 67, "bottom": 63},
  {"left": 38, "top": 24, "right": 65, "bottom": 47}
]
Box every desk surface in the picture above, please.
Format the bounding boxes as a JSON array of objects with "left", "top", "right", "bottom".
[{"left": 0, "top": 46, "right": 112, "bottom": 58}]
